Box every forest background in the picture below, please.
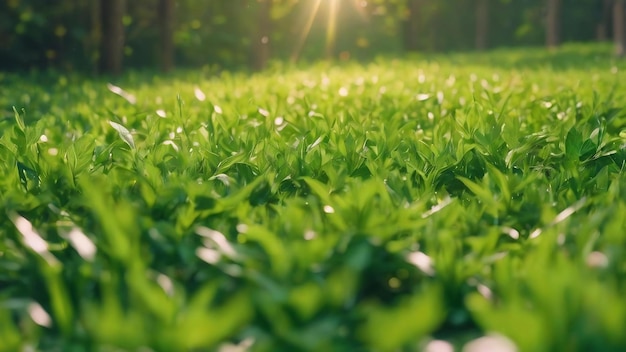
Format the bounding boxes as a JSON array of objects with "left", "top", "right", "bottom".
[{"left": 1, "top": 0, "right": 625, "bottom": 75}]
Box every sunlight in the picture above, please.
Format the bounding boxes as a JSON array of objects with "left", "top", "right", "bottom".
[
  {"left": 325, "top": 0, "right": 339, "bottom": 59},
  {"left": 290, "top": 0, "right": 323, "bottom": 63},
  {"left": 291, "top": 0, "right": 369, "bottom": 63},
  {"left": 351, "top": 0, "right": 370, "bottom": 21}
]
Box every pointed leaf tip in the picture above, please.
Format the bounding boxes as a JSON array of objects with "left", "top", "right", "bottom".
[{"left": 108, "top": 120, "right": 135, "bottom": 149}]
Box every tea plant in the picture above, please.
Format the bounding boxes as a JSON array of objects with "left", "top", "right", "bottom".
[{"left": 1, "top": 43, "right": 626, "bottom": 351}]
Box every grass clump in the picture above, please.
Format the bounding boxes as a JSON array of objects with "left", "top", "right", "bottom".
[{"left": 1, "top": 43, "right": 626, "bottom": 351}]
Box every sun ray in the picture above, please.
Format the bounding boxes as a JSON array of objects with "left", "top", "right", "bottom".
[
  {"left": 291, "top": 0, "right": 368, "bottom": 63},
  {"left": 325, "top": 0, "right": 339, "bottom": 59},
  {"left": 290, "top": 0, "right": 323, "bottom": 63}
]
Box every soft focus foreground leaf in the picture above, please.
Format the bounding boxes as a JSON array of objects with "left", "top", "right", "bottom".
[
  {"left": 0, "top": 309, "right": 21, "bottom": 352},
  {"left": 358, "top": 285, "right": 446, "bottom": 351}
]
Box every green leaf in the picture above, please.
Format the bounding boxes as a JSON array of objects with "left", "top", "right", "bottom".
[
  {"left": 17, "top": 161, "right": 39, "bottom": 188},
  {"left": 457, "top": 176, "right": 503, "bottom": 217},
  {"left": 565, "top": 127, "right": 582, "bottom": 159},
  {"left": 108, "top": 121, "right": 135, "bottom": 149},
  {"left": 358, "top": 285, "right": 446, "bottom": 350},
  {"left": 580, "top": 139, "right": 597, "bottom": 160},
  {"left": 0, "top": 309, "right": 22, "bottom": 351},
  {"left": 239, "top": 224, "right": 290, "bottom": 277},
  {"left": 12, "top": 107, "right": 25, "bottom": 132},
  {"left": 67, "top": 135, "right": 95, "bottom": 174}
]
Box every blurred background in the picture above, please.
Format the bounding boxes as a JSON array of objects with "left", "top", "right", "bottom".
[{"left": 0, "top": 0, "right": 624, "bottom": 74}]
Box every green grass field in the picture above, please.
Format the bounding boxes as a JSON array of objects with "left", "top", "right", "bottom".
[{"left": 1, "top": 43, "right": 626, "bottom": 351}]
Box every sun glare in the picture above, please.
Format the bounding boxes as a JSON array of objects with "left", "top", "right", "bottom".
[
  {"left": 290, "top": 0, "right": 323, "bottom": 63},
  {"left": 291, "top": 0, "right": 367, "bottom": 63},
  {"left": 325, "top": 0, "right": 339, "bottom": 59}
]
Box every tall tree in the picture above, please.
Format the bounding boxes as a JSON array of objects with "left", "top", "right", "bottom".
[
  {"left": 100, "top": 0, "right": 126, "bottom": 74},
  {"left": 475, "top": 0, "right": 489, "bottom": 50},
  {"left": 158, "top": 0, "right": 175, "bottom": 72},
  {"left": 252, "top": 0, "right": 271, "bottom": 70},
  {"left": 402, "top": 0, "right": 421, "bottom": 51},
  {"left": 616, "top": 0, "right": 626, "bottom": 57},
  {"left": 545, "top": 0, "right": 561, "bottom": 48}
]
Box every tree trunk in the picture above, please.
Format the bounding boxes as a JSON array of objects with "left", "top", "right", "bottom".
[
  {"left": 252, "top": 0, "right": 271, "bottom": 70},
  {"left": 615, "top": 0, "right": 626, "bottom": 57},
  {"left": 545, "top": 0, "right": 560, "bottom": 48},
  {"left": 403, "top": 0, "right": 420, "bottom": 51},
  {"left": 475, "top": 0, "right": 489, "bottom": 50},
  {"left": 100, "top": 0, "right": 125, "bottom": 74},
  {"left": 158, "top": 0, "right": 175, "bottom": 72}
]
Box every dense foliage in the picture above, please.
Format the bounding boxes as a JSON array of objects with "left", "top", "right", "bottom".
[
  {"left": 0, "top": 0, "right": 613, "bottom": 71},
  {"left": 1, "top": 43, "right": 626, "bottom": 350}
]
